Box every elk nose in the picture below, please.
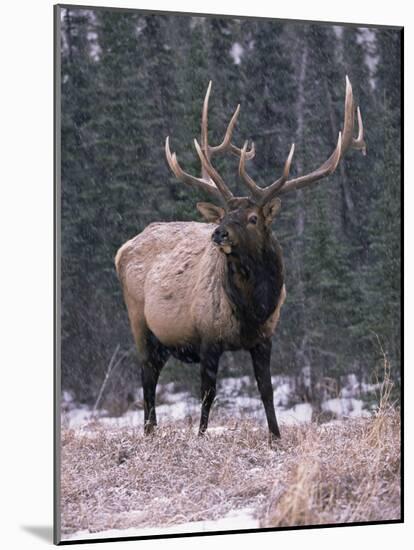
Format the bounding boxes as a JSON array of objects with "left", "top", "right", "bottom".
[{"left": 212, "top": 227, "right": 229, "bottom": 244}]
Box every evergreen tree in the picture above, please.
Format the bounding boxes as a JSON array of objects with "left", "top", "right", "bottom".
[{"left": 61, "top": 8, "right": 102, "bottom": 400}]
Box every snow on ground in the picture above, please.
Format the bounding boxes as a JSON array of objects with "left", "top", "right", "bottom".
[
  {"left": 272, "top": 376, "right": 296, "bottom": 407},
  {"left": 62, "top": 373, "right": 374, "bottom": 430},
  {"left": 219, "top": 375, "right": 251, "bottom": 395},
  {"left": 322, "top": 397, "right": 371, "bottom": 418},
  {"left": 278, "top": 403, "right": 313, "bottom": 425},
  {"left": 339, "top": 373, "right": 360, "bottom": 398},
  {"left": 63, "top": 507, "right": 258, "bottom": 542}
]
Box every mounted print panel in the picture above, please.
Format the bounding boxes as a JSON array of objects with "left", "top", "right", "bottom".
[{"left": 54, "top": 4, "right": 403, "bottom": 544}]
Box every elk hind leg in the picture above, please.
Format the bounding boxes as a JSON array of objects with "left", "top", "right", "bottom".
[{"left": 140, "top": 331, "right": 169, "bottom": 435}]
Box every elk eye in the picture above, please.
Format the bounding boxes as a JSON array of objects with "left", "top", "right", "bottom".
[{"left": 248, "top": 215, "right": 258, "bottom": 225}]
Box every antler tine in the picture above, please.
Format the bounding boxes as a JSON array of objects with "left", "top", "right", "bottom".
[
  {"left": 355, "top": 106, "right": 366, "bottom": 154},
  {"left": 341, "top": 75, "right": 354, "bottom": 153},
  {"left": 194, "top": 139, "right": 234, "bottom": 202},
  {"left": 278, "top": 132, "right": 342, "bottom": 195},
  {"left": 238, "top": 141, "right": 263, "bottom": 200},
  {"left": 230, "top": 141, "right": 256, "bottom": 160},
  {"left": 210, "top": 104, "right": 241, "bottom": 154},
  {"left": 201, "top": 80, "right": 212, "bottom": 156},
  {"left": 259, "top": 144, "right": 296, "bottom": 203},
  {"left": 165, "top": 137, "right": 223, "bottom": 203},
  {"left": 342, "top": 75, "right": 366, "bottom": 155}
]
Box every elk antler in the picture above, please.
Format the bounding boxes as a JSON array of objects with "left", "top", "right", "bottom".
[
  {"left": 238, "top": 75, "right": 366, "bottom": 204},
  {"left": 166, "top": 76, "right": 366, "bottom": 207},
  {"left": 165, "top": 81, "right": 255, "bottom": 205},
  {"left": 165, "top": 137, "right": 223, "bottom": 203}
]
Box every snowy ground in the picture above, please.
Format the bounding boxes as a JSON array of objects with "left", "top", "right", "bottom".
[
  {"left": 58, "top": 375, "right": 378, "bottom": 540},
  {"left": 65, "top": 507, "right": 258, "bottom": 542},
  {"left": 59, "top": 402, "right": 399, "bottom": 542},
  {"left": 62, "top": 373, "right": 376, "bottom": 432}
]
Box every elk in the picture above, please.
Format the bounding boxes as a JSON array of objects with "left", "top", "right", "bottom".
[{"left": 115, "top": 76, "right": 366, "bottom": 441}]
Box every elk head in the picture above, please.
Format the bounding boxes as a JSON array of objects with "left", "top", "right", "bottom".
[{"left": 165, "top": 77, "right": 366, "bottom": 256}]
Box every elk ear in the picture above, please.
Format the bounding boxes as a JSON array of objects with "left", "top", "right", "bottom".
[
  {"left": 196, "top": 202, "right": 225, "bottom": 224},
  {"left": 262, "top": 198, "right": 282, "bottom": 226}
]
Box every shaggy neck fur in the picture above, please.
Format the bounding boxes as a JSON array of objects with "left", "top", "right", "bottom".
[{"left": 223, "top": 234, "right": 284, "bottom": 345}]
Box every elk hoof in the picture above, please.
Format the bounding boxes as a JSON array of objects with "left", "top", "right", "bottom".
[
  {"left": 117, "top": 449, "right": 129, "bottom": 465},
  {"left": 268, "top": 432, "right": 281, "bottom": 448},
  {"left": 144, "top": 422, "right": 156, "bottom": 436}
]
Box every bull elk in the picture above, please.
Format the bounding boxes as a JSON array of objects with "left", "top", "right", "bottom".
[{"left": 115, "top": 76, "right": 366, "bottom": 441}]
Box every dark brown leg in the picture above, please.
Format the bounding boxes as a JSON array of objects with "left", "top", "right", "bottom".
[
  {"left": 141, "top": 332, "right": 169, "bottom": 435},
  {"left": 198, "top": 344, "right": 221, "bottom": 435},
  {"left": 250, "top": 339, "right": 280, "bottom": 440}
]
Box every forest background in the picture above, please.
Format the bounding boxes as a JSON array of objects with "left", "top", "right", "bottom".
[{"left": 59, "top": 7, "right": 401, "bottom": 411}]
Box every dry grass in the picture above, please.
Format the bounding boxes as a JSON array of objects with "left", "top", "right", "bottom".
[
  {"left": 262, "top": 353, "right": 400, "bottom": 528},
  {"left": 60, "top": 403, "right": 400, "bottom": 537},
  {"left": 261, "top": 409, "right": 400, "bottom": 527}
]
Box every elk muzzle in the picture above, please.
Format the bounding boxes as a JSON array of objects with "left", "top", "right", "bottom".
[{"left": 212, "top": 226, "right": 233, "bottom": 254}]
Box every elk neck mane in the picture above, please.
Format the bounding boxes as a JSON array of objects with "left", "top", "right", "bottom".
[{"left": 221, "top": 234, "right": 284, "bottom": 343}]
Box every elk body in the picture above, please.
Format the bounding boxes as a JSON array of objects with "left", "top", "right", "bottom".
[{"left": 115, "top": 77, "right": 366, "bottom": 440}]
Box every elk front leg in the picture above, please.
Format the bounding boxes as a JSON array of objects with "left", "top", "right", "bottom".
[
  {"left": 199, "top": 345, "right": 221, "bottom": 436},
  {"left": 250, "top": 339, "right": 281, "bottom": 441}
]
